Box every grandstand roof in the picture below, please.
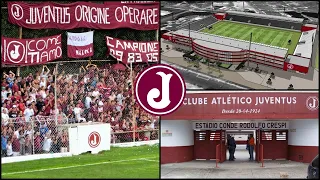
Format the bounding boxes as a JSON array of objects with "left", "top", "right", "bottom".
[
  {"left": 173, "top": 29, "right": 288, "bottom": 58},
  {"left": 177, "top": 16, "right": 218, "bottom": 31},
  {"left": 193, "top": 39, "right": 242, "bottom": 52},
  {"left": 286, "top": 55, "right": 310, "bottom": 68},
  {"left": 293, "top": 29, "right": 317, "bottom": 59},
  {"left": 226, "top": 11, "right": 304, "bottom": 23}
]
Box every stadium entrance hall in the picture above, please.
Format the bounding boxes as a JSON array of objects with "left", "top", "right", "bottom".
[
  {"left": 193, "top": 121, "right": 289, "bottom": 163},
  {"left": 161, "top": 91, "right": 318, "bottom": 166}
]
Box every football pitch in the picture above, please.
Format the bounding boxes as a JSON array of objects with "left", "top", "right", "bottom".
[
  {"left": 1, "top": 145, "right": 159, "bottom": 179},
  {"left": 201, "top": 21, "right": 301, "bottom": 54}
]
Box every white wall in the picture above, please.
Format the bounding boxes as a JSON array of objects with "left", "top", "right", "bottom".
[
  {"left": 161, "top": 120, "right": 194, "bottom": 147},
  {"left": 234, "top": 135, "right": 249, "bottom": 141},
  {"left": 288, "top": 119, "right": 319, "bottom": 146}
]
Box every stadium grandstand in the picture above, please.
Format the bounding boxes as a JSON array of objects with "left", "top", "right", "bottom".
[
  {"left": 1, "top": 1, "right": 159, "bottom": 161},
  {"left": 162, "top": 10, "right": 318, "bottom": 74},
  {"left": 1, "top": 63, "right": 159, "bottom": 158}
]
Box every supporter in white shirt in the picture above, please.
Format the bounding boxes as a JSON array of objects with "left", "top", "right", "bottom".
[
  {"left": 29, "top": 89, "right": 37, "bottom": 102},
  {"left": 6, "top": 140, "right": 13, "bottom": 157},
  {"left": 2, "top": 87, "right": 11, "bottom": 101},
  {"left": 98, "top": 101, "right": 104, "bottom": 113},
  {"left": 73, "top": 104, "right": 86, "bottom": 123},
  {"left": 24, "top": 104, "right": 35, "bottom": 122},
  {"left": 116, "top": 92, "right": 124, "bottom": 105},
  {"left": 85, "top": 93, "right": 92, "bottom": 109},
  {"left": 1, "top": 108, "right": 10, "bottom": 126},
  {"left": 24, "top": 125, "right": 33, "bottom": 137},
  {"left": 39, "top": 78, "right": 47, "bottom": 88},
  {"left": 84, "top": 74, "right": 90, "bottom": 84},
  {"left": 40, "top": 66, "right": 50, "bottom": 80},
  {"left": 150, "top": 120, "right": 155, "bottom": 129},
  {"left": 109, "top": 92, "right": 116, "bottom": 102},
  {"left": 42, "top": 133, "right": 52, "bottom": 153},
  {"left": 40, "top": 88, "right": 47, "bottom": 99},
  {"left": 115, "top": 101, "right": 123, "bottom": 112},
  {"left": 14, "top": 128, "right": 21, "bottom": 139},
  {"left": 26, "top": 96, "right": 33, "bottom": 106},
  {"left": 92, "top": 88, "right": 100, "bottom": 98},
  {"left": 1, "top": 87, "right": 8, "bottom": 100}
]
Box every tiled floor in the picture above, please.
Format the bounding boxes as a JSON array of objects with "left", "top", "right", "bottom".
[{"left": 161, "top": 149, "right": 308, "bottom": 179}]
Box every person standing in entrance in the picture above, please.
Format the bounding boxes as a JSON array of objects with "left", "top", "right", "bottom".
[
  {"left": 246, "top": 136, "right": 250, "bottom": 157},
  {"left": 248, "top": 134, "right": 255, "bottom": 161},
  {"left": 227, "top": 135, "right": 236, "bottom": 161}
]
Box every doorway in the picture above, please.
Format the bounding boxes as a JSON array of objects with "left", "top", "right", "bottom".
[
  {"left": 225, "top": 130, "right": 256, "bottom": 161},
  {"left": 193, "top": 130, "right": 226, "bottom": 161}
]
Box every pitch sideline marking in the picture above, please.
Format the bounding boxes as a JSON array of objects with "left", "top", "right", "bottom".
[
  {"left": 2, "top": 157, "right": 158, "bottom": 176},
  {"left": 139, "top": 158, "right": 159, "bottom": 162}
]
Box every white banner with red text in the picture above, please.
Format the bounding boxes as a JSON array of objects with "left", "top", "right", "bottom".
[
  {"left": 193, "top": 121, "right": 289, "bottom": 130},
  {"left": 1, "top": 34, "right": 62, "bottom": 65},
  {"left": 105, "top": 36, "right": 159, "bottom": 64},
  {"left": 68, "top": 123, "right": 111, "bottom": 155},
  {"left": 7, "top": 1, "right": 159, "bottom": 30},
  {"left": 67, "top": 31, "right": 94, "bottom": 59}
]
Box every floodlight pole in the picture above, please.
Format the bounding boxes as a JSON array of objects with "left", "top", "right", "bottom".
[
  {"left": 247, "top": 32, "right": 252, "bottom": 68},
  {"left": 131, "top": 62, "right": 135, "bottom": 143},
  {"left": 189, "top": 21, "right": 192, "bottom": 51},
  {"left": 243, "top": 1, "right": 244, "bottom": 11},
  {"left": 212, "top": 1, "right": 214, "bottom": 12},
  {"left": 54, "top": 63, "right": 58, "bottom": 125}
]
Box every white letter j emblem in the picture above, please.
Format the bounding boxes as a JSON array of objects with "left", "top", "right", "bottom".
[{"left": 147, "top": 72, "right": 172, "bottom": 109}]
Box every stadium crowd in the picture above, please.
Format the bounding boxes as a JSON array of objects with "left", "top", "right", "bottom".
[{"left": 1, "top": 63, "right": 159, "bottom": 157}]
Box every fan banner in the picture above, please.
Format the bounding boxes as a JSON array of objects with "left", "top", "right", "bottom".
[
  {"left": 105, "top": 36, "right": 159, "bottom": 64},
  {"left": 1, "top": 34, "right": 62, "bottom": 65},
  {"left": 105, "top": 1, "right": 160, "bottom": 5},
  {"left": 67, "top": 31, "right": 94, "bottom": 59},
  {"left": 7, "top": 1, "right": 159, "bottom": 30}
]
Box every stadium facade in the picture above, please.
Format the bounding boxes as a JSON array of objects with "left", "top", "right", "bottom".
[
  {"left": 162, "top": 11, "right": 318, "bottom": 74},
  {"left": 161, "top": 91, "right": 319, "bottom": 164}
]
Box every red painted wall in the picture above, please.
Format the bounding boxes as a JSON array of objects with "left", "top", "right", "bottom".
[
  {"left": 283, "top": 59, "right": 309, "bottom": 74},
  {"left": 214, "top": 13, "right": 226, "bottom": 20},
  {"left": 288, "top": 145, "right": 318, "bottom": 163},
  {"left": 161, "top": 146, "right": 194, "bottom": 164},
  {"left": 301, "top": 25, "right": 317, "bottom": 32},
  {"left": 161, "top": 145, "right": 318, "bottom": 164},
  {"left": 163, "top": 92, "right": 318, "bottom": 120},
  {"left": 162, "top": 34, "right": 172, "bottom": 41},
  {"left": 236, "top": 141, "right": 247, "bottom": 145}
]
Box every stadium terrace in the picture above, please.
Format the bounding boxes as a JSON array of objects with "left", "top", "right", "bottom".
[{"left": 162, "top": 11, "right": 318, "bottom": 74}]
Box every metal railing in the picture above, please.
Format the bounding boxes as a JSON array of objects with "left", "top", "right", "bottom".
[
  {"left": 260, "top": 144, "right": 264, "bottom": 167},
  {"left": 216, "top": 144, "right": 220, "bottom": 168},
  {"left": 1, "top": 116, "right": 159, "bottom": 158}
]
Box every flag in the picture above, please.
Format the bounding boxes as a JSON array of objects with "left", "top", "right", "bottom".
[{"left": 67, "top": 31, "right": 94, "bottom": 59}]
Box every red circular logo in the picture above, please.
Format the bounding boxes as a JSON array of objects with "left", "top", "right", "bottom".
[
  {"left": 134, "top": 64, "right": 186, "bottom": 116},
  {"left": 88, "top": 131, "right": 101, "bottom": 148},
  {"left": 306, "top": 96, "right": 319, "bottom": 111},
  {"left": 287, "top": 64, "right": 294, "bottom": 69}
]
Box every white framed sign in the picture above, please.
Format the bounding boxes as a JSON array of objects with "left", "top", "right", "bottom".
[
  {"left": 68, "top": 123, "right": 111, "bottom": 155},
  {"left": 193, "top": 121, "right": 289, "bottom": 130}
]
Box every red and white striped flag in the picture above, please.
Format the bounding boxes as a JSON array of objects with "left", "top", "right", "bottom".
[{"left": 67, "top": 31, "right": 94, "bottom": 59}]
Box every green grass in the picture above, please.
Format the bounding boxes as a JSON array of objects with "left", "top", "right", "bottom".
[
  {"left": 1, "top": 145, "right": 159, "bottom": 179},
  {"left": 218, "top": 63, "right": 232, "bottom": 69},
  {"left": 202, "top": 21, "right": 301, "bottom": 54}
]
